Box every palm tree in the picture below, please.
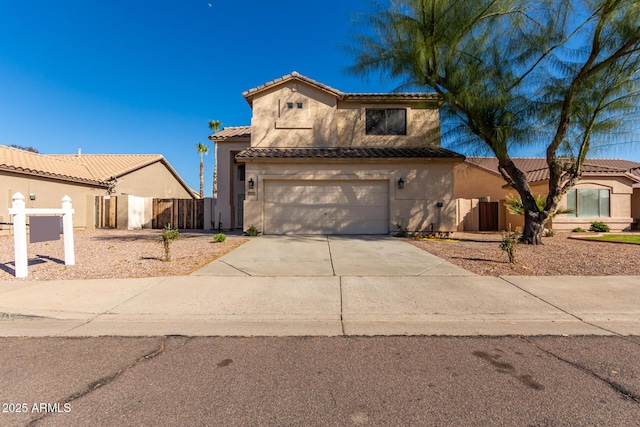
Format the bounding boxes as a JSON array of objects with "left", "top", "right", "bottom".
[
  {"left": 208, "top": 120, "right": 222, "bottom": 198},
  {"left": 196, "top": 142, "right": 209, "bottom": 198}
]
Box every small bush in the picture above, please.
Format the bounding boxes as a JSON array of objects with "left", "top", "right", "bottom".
[
  {"left": 245, "top": 225, "right": 260, "bottom": 236},
  {"left": 500, "top": 229, "right": 520, "bottom": 265},
  {"left": 394, "top": 223, "right": 409, "bottom": 238},
  {"left": 543, "top": 229, "right": 555, "bottom": 237},
  {"left": 213, "top": 233, "right": 226, "bottom": 243},
  {"left": 160, "top": 224, "right": 180, "bottom": 261},
  {"left": 572, "top": 227, "right": 587, "bottom": 232},
  {"left": 589, "top": 221, "right": 610, "bottom": 232}
]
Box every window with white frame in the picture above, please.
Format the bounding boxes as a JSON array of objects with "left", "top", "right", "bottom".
[
  {"left": 565, "top": 188, "right": 610, "bottom": 217},
  {"left": 365, "top": 108, "right": 407, "bottom": 135}
]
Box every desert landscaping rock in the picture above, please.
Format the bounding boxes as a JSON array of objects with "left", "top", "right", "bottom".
[
  {"left": 0, "top": 229, "right": 247, "bottom": 281},
  {"left": 1, "top": 229, "right": 638, "bottom": 280},
  {"left": 408, "top": 232, "right": 640, "bottom": 276}
]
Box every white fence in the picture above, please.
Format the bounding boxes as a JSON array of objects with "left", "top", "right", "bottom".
[{"left": 8, "top": 192, "right": 75, "bottom": 278}]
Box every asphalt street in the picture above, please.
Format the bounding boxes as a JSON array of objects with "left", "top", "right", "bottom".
[{"left": 1, "top": 336, "right": 640, "bottom": 426}]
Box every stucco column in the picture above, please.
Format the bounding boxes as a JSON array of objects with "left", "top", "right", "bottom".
[
  {"left": 61, "top": 196, "right": 75, "bottom": 265},
  {"left": 11, "top": 192, "right": 28, "bottom": 278}
]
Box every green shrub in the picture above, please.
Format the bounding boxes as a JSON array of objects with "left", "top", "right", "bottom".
[
  {"left": 543, "top": 229, "right": 555, "bottom": 237},
  {"left": 572, "top": 227, "right": 587, "bottom": 232},
  {"left": 394, "top": 223, "right": 409, "bottom": 238},
  {"left": 245, "top": 225, "right": 260, "bottom": 236},
  {"left": 589, "top": 221, "right": 610, "bottom": 232},
  {"left": 500, "top": 229, "right": 520, "bottom": 265},
  {"left": 160, "top": 224, "right": 180, "bottom": 261},
  {"left": 213, "top": 233, "right": 226, "bottom": 243}
]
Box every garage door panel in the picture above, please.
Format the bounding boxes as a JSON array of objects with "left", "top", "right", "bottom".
[
  {"left": 265, "top": 219, "right": 388, "bottom": 235},
  {"left": 264, "top": 180, "right": 389, "bottom": 235},
  {"left": 266, "top": 185, "right": 388, "bottom": 206}
]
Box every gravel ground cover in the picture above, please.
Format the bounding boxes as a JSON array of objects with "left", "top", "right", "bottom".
[
  {"left": 2, "top": 229, "right": 638, "bottom": 280},
  {"left": 408, "top": 232, "right": 640, "bottom": 276},
  {"left": 0, "top": 229, "right": 247, "bottom": 281}
]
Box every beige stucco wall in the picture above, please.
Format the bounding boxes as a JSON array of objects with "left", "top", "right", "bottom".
[
  {"left": 1, "top": 171, "right": 101, "bottom": 234},
  {"left": 250, "top": 83, "right": 338, "bottom": 148},
  {"left": 111, "top": 161, "right": 194, "bottom": 199},
  {"left": 249, "top": 82, "right": 441, "bottom": 150},
  {"left": 455, "top": 163, "right": 635, "bottom": 232},
  {"left": 336, "top": 102, "right": 440, "bottom": 148},
  {"left": 242, "top": 159, "right": 459, "bottom": 234},
  {"left": 2, "top": 161, "right": 194, "bottom": 235},
  {"left": 553, "top": 178, "right": 634, "bottom": 231},
  {"left": 214, "top": 140, "right": 251, "bottom": 230}
]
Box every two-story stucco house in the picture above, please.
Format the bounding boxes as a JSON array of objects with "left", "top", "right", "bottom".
[{"left": 210, "top": 72, "right": 464, "bottom": 235}]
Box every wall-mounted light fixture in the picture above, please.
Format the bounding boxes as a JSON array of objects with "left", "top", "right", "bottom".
[
  {"left": 29, "top": 194, "right": 36, "bottom": 201},
  {"left": 397, "top": 178, "right": 404, "bottom": 189},
  {"left": 248, "top": 178, "right": 255, "bottom": 190}
]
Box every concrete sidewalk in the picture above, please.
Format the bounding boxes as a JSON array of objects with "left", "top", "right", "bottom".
[
  {"left": 1, "top": 274, "right": 639, "bottom": 337},
  {"left": 0, "top": 235, "right": 638, "bottom": 337}
]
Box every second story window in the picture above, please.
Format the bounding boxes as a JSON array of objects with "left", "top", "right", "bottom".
[{"left": 366, "top": 108, "right": 407, "bottom": 135}]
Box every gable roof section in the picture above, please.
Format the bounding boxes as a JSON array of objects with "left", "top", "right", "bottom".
[
  {"left": 236, "top": 147, "right": 464, "bottom": 160},
  {"left": 466, "top": 157, "right": 640, "bottom": 183},
  {"left": 243, "top": 72, "right": 345, "bottom": 106},
  {"left": 1, "top": 145, "right": 196, "bottom": 196},
  {"left": 0, "top": 145, "right": 107, "bottom": 186},
  {"left": 52, "top": 153, "right": 197, "bottom": 197},
  {"left": 209, "top": 126, "right": 252, "bottom": 142},
  {"left": 242, "top": 71, "right": 442, "bottom": 107},
  {"left": 51, "top": 154, "right": 164, "bottom": 181}
]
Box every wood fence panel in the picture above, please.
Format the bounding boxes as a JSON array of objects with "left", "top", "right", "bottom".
[
  {"left": 479, "top": 201, "right": 499, "bottom": 231},
  {"left": 152, "top": 199, "right": 173, "bottom": 229},
  {"left": 151, "top": 198, "right": 204, "bottom": 229},
  {"left": 95, "top": 196, "right": 117, "bottom": 229}
]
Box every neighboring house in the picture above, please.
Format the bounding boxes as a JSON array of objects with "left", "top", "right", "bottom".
[
  {"left": 1, "top": 145, "right": 196, "bottom": 233},
  {"left": 210, "top": 72, "right": 465, "bottom": 235},
  {"left": 455, "top": 157, "right": 640, "bottom": 232}
]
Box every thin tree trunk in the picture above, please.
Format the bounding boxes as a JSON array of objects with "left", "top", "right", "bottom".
[{"left": 199, "top": 160, "right": 204, "bottom": 198}]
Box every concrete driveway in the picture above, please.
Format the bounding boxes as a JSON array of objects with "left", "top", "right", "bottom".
[{"left": 190, "top": 235, "right": 474, "bottom": 277}]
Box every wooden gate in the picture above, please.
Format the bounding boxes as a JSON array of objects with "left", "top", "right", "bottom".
[
  {"left": 95, "top": 196, "right": 117, "bottom": 229},
  {"left": 152, "top": 198, "right": 204, "bottom": 229},
  {"left": 479, "top": 201, "right": 499, "bottom": 231}
]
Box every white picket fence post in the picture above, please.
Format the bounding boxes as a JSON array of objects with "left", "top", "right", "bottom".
[
  {"left": 11, "top": 193, "right": 28, "bottom": 278},
  {"left": 61, "top": 195, "right": 75, "bottom": 265},
  {"left": 8, "top": 193, "right": 75, "bottom": 278}
]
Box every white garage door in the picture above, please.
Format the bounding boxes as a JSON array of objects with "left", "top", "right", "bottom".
[{"left": 264, "top": 180, "right": 389, "bottom": 235}]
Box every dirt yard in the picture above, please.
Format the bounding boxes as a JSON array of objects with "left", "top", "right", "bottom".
[
  {"left": 0, "top": 229, "right": 247, "bottom": 281},
  {"left": 1, "top": 229, "right": 638, "bottom": 280},
  {"left": 408, "top": 232, "right": 640, "bottom": 276}
]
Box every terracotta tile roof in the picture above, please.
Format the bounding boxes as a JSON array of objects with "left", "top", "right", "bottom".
[
  {"left": 466, "top": 157, "right": 640, "bottom": 183},
  {"left": 342, "top": 93, "right": 441, "bottom": 103},
  {"left": 236, "top": 147, "right": 464, "bottom": 160},
  {"left": 0, "top": 145, "right": 107, "bottom": 186},
  {"left": 0, "top": 145, "right": 194, "bottom": 193},
  {"left": 51, "top": 153, "right": 163, "bottom": 181},
  {"left": 209, "top": 126, "right": 252, "bottom": 141},
  {"left": 242, "top": 71, "right": 442, "bottom": 106}
]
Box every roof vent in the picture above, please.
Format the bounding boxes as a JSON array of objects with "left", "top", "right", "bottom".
[{"left": 77, "top": 148, "right": 81, "bottom": 158}]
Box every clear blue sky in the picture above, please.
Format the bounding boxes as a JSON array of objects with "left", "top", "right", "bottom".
[{"left": 1, "top": 1, "right": 637, "bottom": 197}]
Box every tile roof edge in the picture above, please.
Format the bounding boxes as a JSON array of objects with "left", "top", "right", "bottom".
[
  {"left": 242, "top": 72, "right": 346, "bottom": 105},
  {"left": 0, "top": 164, "right": 109, "bottom": 186}
]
